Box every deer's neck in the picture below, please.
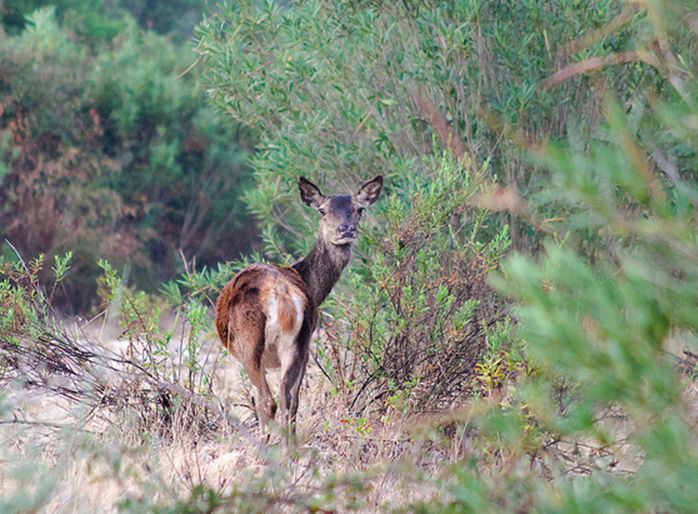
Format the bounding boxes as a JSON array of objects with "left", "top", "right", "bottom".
[{"left": 292, "top": 238, "right": 351, "bottom": 306}]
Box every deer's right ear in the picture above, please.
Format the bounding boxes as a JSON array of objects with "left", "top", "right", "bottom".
[
  {"left": 356, "top": 175, "right": 383, "bottom": 207},
  {"left": 298, "top": 177, "right": 325, "bottom": 209}
]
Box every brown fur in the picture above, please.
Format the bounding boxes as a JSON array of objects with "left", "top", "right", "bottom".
[
  {"left": 278, "top": 294, "right": 297, "bottom": 334},
  {"left": 215, "top": 264, "right": 313, "bottom": 357},
  {"left": 216, "top": 263, "right": 318, "bottom": 438}
]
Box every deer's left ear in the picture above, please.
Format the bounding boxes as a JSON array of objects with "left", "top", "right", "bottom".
[{"left": 356, "top": 175, "right": 383, "bottom": 207}]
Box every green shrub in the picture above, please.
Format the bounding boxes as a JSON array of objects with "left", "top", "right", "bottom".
[
  {"left": 480, "top": 95, "right": 698, "bottom": 511},
  {"left": 194, "top": 0, "right": 537, "bottom": 414},
  {"left": 437, "top": 2, "right": 698, "bottom": 510},
  {"left": 1, "top": 0, "right": 203, "bottom": 40}
]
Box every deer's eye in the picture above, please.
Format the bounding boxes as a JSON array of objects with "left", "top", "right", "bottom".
[
  {"left": 357, "top": 207, "right": 365, "bottom": 215},
  {"left": 318, "top": 207, "right": 326, "bottom": 216}
]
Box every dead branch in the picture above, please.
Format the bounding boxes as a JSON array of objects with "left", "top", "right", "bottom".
[{"left": 542, "top": 51, "right": 659, "bottom": 89}]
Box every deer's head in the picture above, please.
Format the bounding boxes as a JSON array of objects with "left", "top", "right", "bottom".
[{"left": 299, "top": 176, "right": 383, "bottom": 246}]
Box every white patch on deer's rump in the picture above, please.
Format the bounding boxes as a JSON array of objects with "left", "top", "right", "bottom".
[
  {"left": 291, "top": 294, "right": 304, "bottom": 330},
  {"left": 276, "top": 291, "right": 305, "bottom": 375},
  {"left": 262, "top": 294, "right": 281, "bottom": 368},
  {"left": 263, "top": 288, "right": 305, "bottom": 369}
]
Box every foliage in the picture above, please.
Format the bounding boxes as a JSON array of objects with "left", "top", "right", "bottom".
[
  {"left": 0, "top": 7, "right": 254, "bottom": 311},
  {"left": 435, "top": 2, "right": 698, "bottom": 512},
  {"left": 413, "top": 93, "right": 698, "bottom": 510},
  {"left": 0, "top": 252, "right": 46, "bottom": 343},
  {"left": 478, "top": 95, "right": 698, "bottom": 512}
]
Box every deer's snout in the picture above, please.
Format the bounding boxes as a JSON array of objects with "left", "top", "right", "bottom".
[{"left": 338, "top": 223, "right": 356, "bottom": 237}]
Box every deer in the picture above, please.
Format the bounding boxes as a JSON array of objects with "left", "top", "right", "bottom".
[{"left": 215, "top": 175, "right": 383, "bottom": 443}]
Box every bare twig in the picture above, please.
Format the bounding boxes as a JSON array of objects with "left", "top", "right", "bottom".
[{"left": 542, "top": 50, "right": 660, "bottom": 89}]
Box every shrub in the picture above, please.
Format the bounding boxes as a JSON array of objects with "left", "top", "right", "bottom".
[
  {"left": 434, "top": 2, "right": 698, "bottom": 510},
  {"left": 330, "top": 153, "right": 513, "bottom": 415},
  {"left": 1, "top": 0, "right": 202, "bottom": 40},
  {"left": 480, "top": 96, "right": 698, "bottom": 511}
]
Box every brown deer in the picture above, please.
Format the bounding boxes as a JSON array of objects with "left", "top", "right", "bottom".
[{"left": 215, "top": 176, "right": 383, "bottom": 441}]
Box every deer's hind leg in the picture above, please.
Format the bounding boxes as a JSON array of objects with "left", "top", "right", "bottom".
[
  {"left": 279, "top": 315, "right": 313, "bottom": 444},
  {"left": 246, "top": 355, "right": 276, "bottom": 433},
  {"left": 232, "top": 308, "right": 276, "bottom": 434}
]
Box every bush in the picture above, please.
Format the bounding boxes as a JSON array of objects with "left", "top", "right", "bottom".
[
  {"left": 1, "top": 0, "right": 203, "bottom": 40},
  {"left": 196, "top": 0, "right": 652, "bottom": 253},
  {"left": 480, "top": 96, "right": 698, "bottom": 512},
  {"left": 0, "top": 249, "right": 238, "bottom": 444},
  {"left": 433, "top": 2, "right": 698, "bottom": 511},
  {"left": 330, "top": 153, "right": 514, "bottom": 415}
]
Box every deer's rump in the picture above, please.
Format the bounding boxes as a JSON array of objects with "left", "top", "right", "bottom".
[{"left": 215, "top": 264, "right": 310, "bottom": 368}]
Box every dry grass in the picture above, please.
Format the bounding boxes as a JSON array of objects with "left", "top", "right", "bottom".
[{"left": 0, "top": 315, "right": 453, "bottom": 513}]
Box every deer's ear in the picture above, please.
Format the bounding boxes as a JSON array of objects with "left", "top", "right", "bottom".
[
  {"left": 356, "top": 175, "right": 383, "bottom": 207},
  {"left": 298, "top": 176, "right": 325, "bottom": 209}
]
